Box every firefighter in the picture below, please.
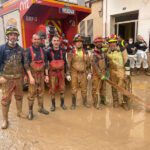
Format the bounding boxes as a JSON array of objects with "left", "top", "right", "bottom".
[
  {"left": 90, "top": 36, "right": 107, "bottom": 109},
  {"left": 66, "top": 34, "right": 91, "bottom": 110},
  {"left": 47, "top": 36, "right": 67, "bottom": 112},
  {"left": 24, "top": 34, "right": 49, "bottom": 120},
  {"left": 0, "top": 25, "right": 26, "bottom": 129},
  {"left": 118, "top": 35, "right": 127, "bottom": 48},
  {"left": 106, "top": 34, "right": 130, "bottom": 110}
]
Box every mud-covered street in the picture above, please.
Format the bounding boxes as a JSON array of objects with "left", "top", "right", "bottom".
[{"left": 0, "top": 75, "right": 150, "bottom": 150}]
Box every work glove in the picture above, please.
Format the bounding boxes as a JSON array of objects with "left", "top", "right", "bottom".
[
  {"left": 87, "top": 73, "right": 92, "bottom": 80},
  {"left": 66, "top": 75, "right": 71, "bottom": 81},
  {"left": 101, "top": 75, "right": 106, "bottom": 81}
]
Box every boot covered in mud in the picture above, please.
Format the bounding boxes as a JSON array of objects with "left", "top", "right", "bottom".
[
  {"left": 83, "top": 96, "right": 90, "bottom": 108},
  {"left": 113, "top": 100, "right": 119, "bottom": 108},
  {"left": 70, "top": 94, "right": 76, "bottom": 110},
  {"left": 51, "top": 98, "right": 55, "bottom": 112},
  {"left": 16, "top": 100, "right": 26, "bottom": 118},
  {"left": 38, "top": 97, "right": 49, "bottom": 115},
  {"left": 60, "top": 94, "right": 67, "bottom": 110},
  {"left": 28, "top": 101, "right": 34, "bottom": 120},
  {"left": 100, "top": 95, "right": 107, "bottom": 105},
  {"left": 1, "top": 104, "right": 9, "bottom": 129},
  {"left": 94, "top": 95, "right": 102, "bottom": 110},
  {"left": 144, "top": 68, "right": 150, "bottom": 76},
  {"left": 122, "top": 97, "right": 130, "bottom": 111}
]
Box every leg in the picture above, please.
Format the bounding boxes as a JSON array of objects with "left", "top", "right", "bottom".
[
  {"left": 14, "top": 77, "right": 26, "bottom": 118},
  {"left": 1, "top": 79, "right": 14, "bottom": 129},
  {"left": 70, "top": 72, "right": 78, "bottom": 110},
  {"left": 92, "top": 76, "right": 102, "bottom": 109},
  {"left": 27, "top": 83, "right": 37, "bottom": 120},
  {"left": 110, "top": 75, "right": 119, "bottom": 108},
  {"left": 100, "top": 80, "right": 107, "bottom": 105},
  {"left": 136, "top": 51, "right": 142, "bottom": 74},
  {"left": 49, "top": 71, "right": 57, "bottom": 111},
  {"left": 58, "top": 71, "right": 67, "bottom": 110},
  {"left": 143, "top": 53, "right": 150, "bottom": 75},
  {"left": 37, "top": 76, "right": 49, "bottom": 115},
  {"left": 80, "top": 73, "right": 90, "bottom": 108}
]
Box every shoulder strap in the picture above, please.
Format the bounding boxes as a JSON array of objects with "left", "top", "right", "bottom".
[
  {"left": 60, "top": 49, "right": 63, "bottom": 59},
  {"left": 40, "top": 47, "right": 44, "bottom": 60},
  {"left": 30, "top": 46, "right": 34, "bottom": 61}
]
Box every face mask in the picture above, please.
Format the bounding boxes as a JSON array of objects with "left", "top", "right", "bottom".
[{"left": 129, "top": 41, "right": 133, "bottom": 44}]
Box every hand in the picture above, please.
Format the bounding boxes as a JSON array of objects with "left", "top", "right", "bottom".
[
  {"left": 66, "top": 75, "right": 71, "bottom": 81},
  {"left": 29, "top": 76, "right": 35, "bottom": 85},
  {"left": 87, "top": 73, "right": 92, "bottom": 80},
  {"left": 0, "top": 77, "right": 7, "bottom": 84},
  {"left": 24, "top": 75, "right": 28, "bottom": 83},
  {"left": 45, "top": 76, "right": 49, "bottom": 83}
]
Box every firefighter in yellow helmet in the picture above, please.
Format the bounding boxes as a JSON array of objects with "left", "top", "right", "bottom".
[
  {"left": 0, "top": 25, "right": 26, "bottom": 129},
  {"left": 66, "top": 34, "right": 91, "bottom": 109},
  {"left": 90, "top": 36, "right": 107, "bottom": 109},
  {"left": 106, "top": 34, "right": 130, "bottom": 110}
]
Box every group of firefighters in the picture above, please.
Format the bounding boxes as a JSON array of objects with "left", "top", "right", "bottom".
[{"left": 0, "top": 25, "right": 149, "bottom": 130}]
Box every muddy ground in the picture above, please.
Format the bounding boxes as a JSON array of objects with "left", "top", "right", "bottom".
[{"left": 0, "top": 75, "right": 150, "bottom": 150}]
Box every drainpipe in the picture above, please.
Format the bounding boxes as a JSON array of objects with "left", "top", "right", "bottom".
[{"left": 105, "top": 0, "right": 107, "bottom": 37}]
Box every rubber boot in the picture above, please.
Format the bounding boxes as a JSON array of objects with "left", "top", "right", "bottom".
[
  {"left": 145, "top": 68, "right": 150, "bottom": 76},
  {"left": 1, "top": 104, "right": 9, "bottom": 129},
  {"left": 70, "top": 94, "right": 76, "bottom": 110},
  {"left": 28, "top": 101, "right": 34, "bottom": 120},
  {"left": 60, "top": 98, "right": 67, "bottom": 110},
  {"left": 50, "top": 98, "right": 55, "bottom": 112},
  {"left": 94, "top": 95, "right": 102, "bottom": 110},
  {"left": 100, "top": 95, "right": 107, "bottom": 105},
  {"left": 38, "top": 97, "right": 49, "bottom": 115},
  {"left": 16, "top": 100, "right": 26, "bottom": 118},
  {"left": 122, "top": 102, "right": 130, "bottom": 111},
  {"left": 113, "top": 100, "right": 119, "bottom": 108},
  {"left": 83, "top": 96, "right": 90, "bottom": 108}
]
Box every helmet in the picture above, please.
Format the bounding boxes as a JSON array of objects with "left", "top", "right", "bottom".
[
  {"left": 73, "top": 33, "right": 84, "bottom": 42},
  {"left": 6, "top": 25, "right": 20, "bottom": 36},
  {"left": 37, "top": 30, "right": 46, "bottom": 40},
  {"left": 108, "top": 34, "right": 118, "bottom": 43},
  {"left": 94, "top": 36, "right": 104, "bottom": 43}
]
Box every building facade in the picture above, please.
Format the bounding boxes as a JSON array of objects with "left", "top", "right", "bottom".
[
  {"left": 103, "top": 0, "right": 150, "bottom": 45},
  {"left": 79, "top": 0, "right": 103, "bottom": 42}
]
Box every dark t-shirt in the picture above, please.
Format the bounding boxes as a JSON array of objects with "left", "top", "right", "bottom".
[
  {"left": 127, "top": 43, "right": 135, "bottom": 55},
  {"left": 134, "top": 41, "right": 147, "bottom": 51}
]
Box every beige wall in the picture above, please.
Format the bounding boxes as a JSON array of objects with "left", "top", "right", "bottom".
[{"left": 79, "top": 0, "right": 103, "bottom": 41}]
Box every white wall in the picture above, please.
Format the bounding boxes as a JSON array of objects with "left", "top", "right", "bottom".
[
  {"left": 3, "top": 10, "right": 23, "bottom": 46},
  {"left": 0, "top": 17, "right": 5, "bottom": 45},
  {"left": 103, "top": 0, "right": 150, "bottom": 44}
]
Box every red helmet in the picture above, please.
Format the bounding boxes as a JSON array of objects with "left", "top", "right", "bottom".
[
  {"left": 108, "top": 34, "right": 118, "bottom": 43},
  {"left": 94, "top": 36, "right": 104, "bottom": 43}
]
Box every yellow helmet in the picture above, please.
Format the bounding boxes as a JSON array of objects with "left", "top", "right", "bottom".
[
  {"left": 6, "top": 25, "right": 20, "bottom": 36},
  {"left": 73, "top": 33, "right": 84, "bottom": 42}
]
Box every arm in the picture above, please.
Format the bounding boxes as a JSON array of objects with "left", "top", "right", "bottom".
[
  {"left": 122, "top": 49, "right": 128, "bottom": 65},
  {"left": 66, "top": 51, "right": 73, "bottom": 76}
]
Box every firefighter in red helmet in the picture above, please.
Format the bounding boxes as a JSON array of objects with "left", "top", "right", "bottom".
[{"left": 90, "top": 36, "right": 107, "bottom": 109}]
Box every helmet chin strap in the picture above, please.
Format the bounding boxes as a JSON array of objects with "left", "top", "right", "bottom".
[{"left": 8, "top": 40, "right": 17, "bottom": 45}]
